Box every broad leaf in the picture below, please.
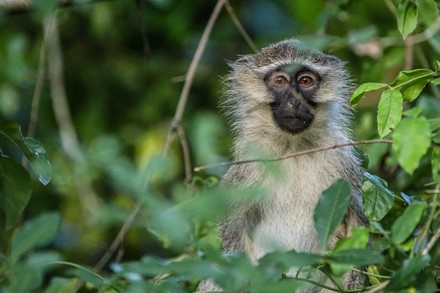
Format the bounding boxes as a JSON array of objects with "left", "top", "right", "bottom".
[
  {"left": 9, "top": 263, "right": 42, "bottom": 293},
  {"left": 362, "top": 172, "right": 395, "bottom": 221},
  {"left": 391, "top": 201, "right": 427, "bottom": 245},
  {"left": 11, "top": 212, "right": 61, "bottom": 262},
  {"left": 392, "top": 117, "right": 431, "bottom": 174},
  {"left": 350, "top": 82, "right": 387, "bottom": 106},
  {"left": 260, "top": 250, "right": 323, "bottom": 268},
  {"left": 390, "top": 69, "right": 434, "bottom": 102},
  {"left": 385, "top": 255, "right": 431, "bottom": 291},
  {"left": 0, "top": 156, "right": 32, "bottom": 229},
  {"left": 396, "top": 0, "right": 418, "bottom": 39},
  {"left": 432, "top": 77, "right": 440, "bottom": 85},
  {"left": 377, "top": 89, "right": 403, "bottom": 138},
  {"left": 314, "top": 179, "right": 351, "bottom": 252},
  {"left": 0, "top": 122, "right": 52, "bottom": 185}
]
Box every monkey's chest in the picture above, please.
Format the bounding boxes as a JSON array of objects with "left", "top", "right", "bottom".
[{"left": 249, "top": 158, "right": 337, "bottom": 259}]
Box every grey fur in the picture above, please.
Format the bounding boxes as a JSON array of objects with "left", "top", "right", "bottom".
[{"left": 198, "top": 39, "right": 367, "bottom": 292}]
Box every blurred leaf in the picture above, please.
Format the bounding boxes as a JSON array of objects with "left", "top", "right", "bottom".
[
  {"left": 418, "top": 0, "right": 439, "bottom": 26},
  {"left": 362, "top": 172, "right": 395, "bottom": 221},
  {"left": 396, "top": 0, "right": 418, "bottom": 39},
  {"left": 0, "top": 122, "right": 52, "bottom": 185},
  {"left": 377, "top": 89, "right": 403, "bottom": 138},
  {"left": 391, "top": 201, "right": 427, "bottom": 244},
  {"left": 385, "top": 255, "right": 431, "bottom": 291},
  {"left": 26, "top": 251, "right": 61, "bottom": 272},
  {"left": 392, "top": 117, "right": 431, "bottom": 174},
  {"left": 10, "top": 263, "right": 42, "bottom": 293},
  {"left": 347, "top": 26, "right": 378, "bottom": 45},
  {"left": 432, "top": 146, "right": 440, "bottom": 184},
  {"left": 0, "top": 156, "right": 32, "bottom": 230},
  {"left": 43, "top": 278, "right": 77, "bottom": 293},
  {"left": 350, "top": 82, "right": 387, "bottom": 106},
  {"left": 432, "top": 77, "right": 440, "bottom": 85},
  {"left": 260, "top": 250, "right": 323, "bottom": 268},
  {"left": 402, "top": 106, "right": 423, "bottom": 118},
  {"left": 11, "top": 212, "right": 61, "bottom": 263},
  {"left": 390, "top": 69, "right": 434, "bottom": 102},
  {"left": 314, "top": 179, "right": 351, "bottom": 252},
  {"left": 328, "top": 249, "right": 384, "bottom": 265}
]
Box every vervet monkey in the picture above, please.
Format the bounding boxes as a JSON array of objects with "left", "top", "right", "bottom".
[{"left": 198, "top": 39, "right": 367, "bottom": 292}]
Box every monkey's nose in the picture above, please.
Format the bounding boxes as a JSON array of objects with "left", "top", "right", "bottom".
[{"left": 288, "top": 98, "right": 301, "bottom": 109}]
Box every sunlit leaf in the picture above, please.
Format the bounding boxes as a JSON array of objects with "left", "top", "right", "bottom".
[
  {"left": 314, "top": 179, "right": 351, "bottom": 252},
  {"left": 396, "top": 0, "right": 418, "bottom": 39},
  {"left": 385, "top": 255, "right": 431, "bottom": 291},
  {"left": 330, "top": 227, "right": 370, "bottom": 275},
  {"left": 432, "top": 77, "right": 440, "bottom": 85},
  {"left": 11, "top": 212, "right": 61, "bottom": 262},
  {"left": 350, "top": 82, "right": 388, "bottom": 106},
  {"left": 391, "top": 201, "right": 427, "bottom": 245},
  {"left": 0, "top": 156, "right": 32, "bottom": 230},
  {"left": 362, "top": 172, "right": 395, "bottom": 221},
  {"left": 390, "top": 69, "right": 434, "bottom": 102},
  {"left": 392, "top": 117, "right": 431, "bottom": 174},
  {"left": 377, "top": 89, "right": 403, "bottom": 138}
]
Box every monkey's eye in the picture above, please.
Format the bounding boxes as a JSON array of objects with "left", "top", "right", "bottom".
[
  {"left": 297, "top": 74, "right": 316, "bottom": 88},
  {"left": 273, "top": 74, "right": 289, "bottom": 86}
]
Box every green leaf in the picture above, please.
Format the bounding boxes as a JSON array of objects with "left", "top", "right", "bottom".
[
  {"left": 0, "top": 122, "right": 52, "bottom": 185},
  {"left": 362, "top": 172, "right": 395, "bottom": 221},
  {"left": 391, "top": 201, "right": 427, "bottom": 245},
  {"left": 350, "top": 82, "right": 388, "bottom": 106},
  {"left": 431, "top": 77, "right": 440, "bottom": 85},
  {"left": 314, "top": 179, "right": 352, "bottom": 252},
  {"left": 390, "top": 69, "right": 434, "bottom": 102},
  {"left": 330, "top": 227, "right": 370, "bottom": 275},
  {"left": 392, "top": 117, "right": 431, "bottom": 174},
  {"left": 377, "top": 89, "right": 403, "bottom": 138},
  {"left": 385, "top": 255, "right": 431, "bottom": 291},
  {"left": 11, "top": 212, "right": 61, "bottom": 262},
  {"left": 329, "top": 249, "right": 384, "bottom": 266},
  {"left": 9, "top": 263, "right": 42, "bottom": 293},
  {"left": 0, "top": 156, "right": 32, "bottom": 229},
  {"left": 403, "top": 106, "right": 423, "bottom": 118},
  {"left": 418, "top": 0, "right": 439, "bottom": 26},
  {"left": 396, "top": 0, "right": 418, "bottom": 39},
  {"left": 432, "top": 146, "right": 440, "bottom": 184},
  {"left": 260, "top": 250, "right": 323, "bottom": 268}
]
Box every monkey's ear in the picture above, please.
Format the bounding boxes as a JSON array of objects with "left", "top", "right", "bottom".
[{"left": 234, "top": 54, "right": 255, "bottom": 65}]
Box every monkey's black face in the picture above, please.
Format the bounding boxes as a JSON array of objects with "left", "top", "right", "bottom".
[{"left": 264, "top": 65, "right": 320, "bottom": 135}]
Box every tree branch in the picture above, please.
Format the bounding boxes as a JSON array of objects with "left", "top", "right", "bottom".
[
  {"left": 162, "top": 0, "right": 227, "bottom": 155},
  {"left": 194, "top": 139, "right": 393, "bottom": 172}
]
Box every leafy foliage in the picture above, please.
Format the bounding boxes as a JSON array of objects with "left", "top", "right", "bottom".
[{"left": 0, "top": 0, "right": 439, "bottom": 292}]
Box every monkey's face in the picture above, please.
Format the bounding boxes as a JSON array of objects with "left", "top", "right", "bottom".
[{"left": 264, "top": 65, "right": 320, "bottom": 134}]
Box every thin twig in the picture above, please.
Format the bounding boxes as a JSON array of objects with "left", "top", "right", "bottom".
[
  {"left": 225, "top": 1, "right": 258, "bottom": 52},
  {"left": 46, "top": 11, "right": 99, "bottom": 213},
  {"left": 94, "top": 200, "right": 143, "bottom": 271},
  {"left": 194, "top": 139, "right": 393, "bottom": 172},
  {"left": 94, "top": 0, "right": 226, "bottom": 274},
  {"left": 162, "top": 0, "right": 227, "bottom": 155},
  {"left": 176, "top": 125, "right": 193, "bottom": 183},
  {"left": 365, "top": 280, "right": 389, "bottom": 293},
  {"left": 403, "top": 36, "right": 414, "bottom": 70},
  {"left": 27, "top": 16, "right": 51, "bottom": 137}
]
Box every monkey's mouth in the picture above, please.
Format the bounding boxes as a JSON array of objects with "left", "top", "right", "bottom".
[{"left": 274, "top": 114, "right": 314, "bottom": 135}]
